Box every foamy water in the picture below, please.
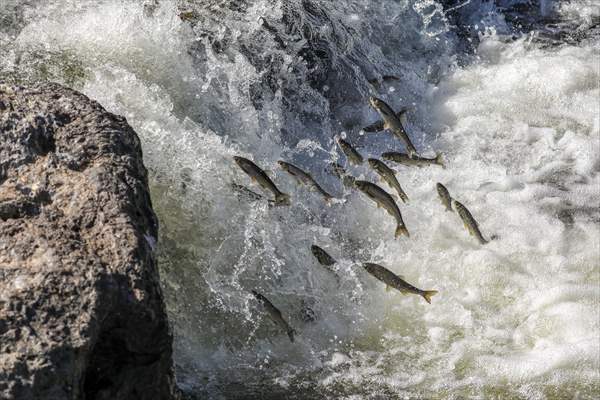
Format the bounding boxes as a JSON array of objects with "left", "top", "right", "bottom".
[{"left": 1, "top": 0, "right": 598, "bottom": 398}]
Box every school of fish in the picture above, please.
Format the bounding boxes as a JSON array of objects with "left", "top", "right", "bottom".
[{"left": 232, "top": 95, "right": 489, "bottom": 342}]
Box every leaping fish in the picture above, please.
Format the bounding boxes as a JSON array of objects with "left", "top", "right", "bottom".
[
  {"left": 251, "top": 290, "right": 296, "bottom": 343},
  {"left": 354, "top": 180, "right": 409, "bottom": 238},
  {"left": 368, "top": 158, "right": 409, "bottom": 203},
  {"left": 368, "top": 96, "right": 418, "bottom": 158},
  {"left": 381, "top": 152, "right": 444, "bottom": 168},
  {"left": 453, "top": 200, "right": 488, "bottom": 245},
  {"left": 336, "top": 138, "right": 364, "bottom": 165},
  {"left": 363, "top": 107, "right": 410, "bottom": 133},
  {"left": 310, "top": 245, "right": 340, "bottom": 280},
  {"left": 436, "top": 183, "right": 453, "bottom": 212},
  {"left": 363, "top": 263, "right": 438, "bottom": 304},
  {"left": 278, "top": 161, "right": 334, "bottom": 203},
  {"left": 231, "top": 183, "right": 274, "bottom": 205},
  {"left": 311, "top": 245, "right": 336, "bottom": 266},
  {"left": 233, "top": 156, "right": 290, "bottom": 206}
]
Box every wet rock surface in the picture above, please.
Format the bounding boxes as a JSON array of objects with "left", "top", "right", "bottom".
[{"left": 0, "top": 82, "right": 177, "bottom": 400}]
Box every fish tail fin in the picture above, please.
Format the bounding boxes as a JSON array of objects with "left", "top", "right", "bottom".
[
  {"left": 436, "top": 153, "right": 445, "bottom": 169},
  {"left": 287, "top": 328, "right": 296, "bottom": 343},
  {"left": 395, "top": 225, "right": 410, "bottom": 238},
  {"left": 275, "top": 193, "right": 291, "bottom": 206},
  {"left": 422, "top": 290, "right": 438, "bottom": 304}
]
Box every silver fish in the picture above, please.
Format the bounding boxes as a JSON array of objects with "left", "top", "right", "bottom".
[
  {"left": 369, "top": 96, "right": 418, "bottom": 158},
  {"left": 436, "top": 183, "right": 452, "bottom": 212},
  {"left": 252, "top": 290, "right": 296, "bottom": 342},
  {"left": 453, "top": 200, "right": 488, "bottom": 245},
  {"left": 233, "top": 156, "right": 290, "bottom": 205},
  {"left": 363, "top": 263, "right": 438, "bottom": 304},
  {"left": 363, "top": 107, "right": 411, "bottom": 133},
  {"left": 231, "top": 183, "right": 275, "bottom": 205},
  {"left": 336, "top": 138, "right": 364, "bottom": 165},
  {"left": 310, "top": 245, "right": 339, "bottom": 281},
  {"left": 354, "top": 180, "right": 409, "bottom": 238},
  {"left": 368, "top": 158, "right": 409, "bottom": 203},
  {"left": 278, "top": 161, "right": 334, "bottom": 203},
  {"left": 311, "top": 245, "right": 336, "bottom": 266},
  {"left": 381, "top": 152, "right": 444, "bottom": 168}
]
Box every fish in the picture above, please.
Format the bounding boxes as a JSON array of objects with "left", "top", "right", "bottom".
[
  {"left": 363, "top": 263, "right": 438, "bottom": 304},
  {"left": 354, "top": 180, "right": 409, "bottom": 238},
  {"left": 452, "top": 200, "right": 488, "bottom": 244},
  {"left": 368, "top": 96, "right": 418, "bottom": 158},
  {"left": 231, "top": 183, "right": 275, "bottom": 205},
  {"left": 436, "top": 183, "right": 452, "bottom": 212},
  {"left": 329, "top": 162, "right": 356, "bottom": 188},
  {"left": 336, "top": 138, "right": 364, "bottom": 165},
  {"left": 233, "top": 156, "right": 290, "bottom": 205},
  {"left": 362, "top": 107, "right": 411, "bottom": 133},
  {"left": 311, "top": 245, "right": 336, "bottom": 266},
  {"left": 310, "top": 245, "right": 339, "bottom": 281},
  {"left": 278, "top": 161, "right": 334, "bottom": 203},
  {"left": 381, "top": 152, "right": 444, "bottom": 168},
  {"left": 251, "top": 290, "right": 296, "bottom": 342},
  {"left": 367, "top": 158, "right": 409, "bottom": 203}
]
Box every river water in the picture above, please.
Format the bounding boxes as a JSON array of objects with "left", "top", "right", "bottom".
[{"left": 1, "top": 0, "right": 598, "bottom": 398}]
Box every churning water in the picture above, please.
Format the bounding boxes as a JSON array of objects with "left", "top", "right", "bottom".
[{"left": 1, "top": 0, "right": 598, "bottom": 398}]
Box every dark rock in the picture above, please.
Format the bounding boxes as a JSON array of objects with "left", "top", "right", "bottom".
[{"left": 0, "top": 83, "right": 177, "bottom": 400}]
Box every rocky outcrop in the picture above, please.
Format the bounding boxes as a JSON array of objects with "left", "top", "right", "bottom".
[{"left": 0, "top": 83, "right": 177, "bottom": 400}]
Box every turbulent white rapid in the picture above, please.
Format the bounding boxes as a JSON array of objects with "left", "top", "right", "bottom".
[{"left": 1, "top": 0, "right": 598, "bottom": 398}]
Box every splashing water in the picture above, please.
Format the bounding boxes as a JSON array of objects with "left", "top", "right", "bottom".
[{"left": 1, "top": 0, "right": 598, "bottom": 398}]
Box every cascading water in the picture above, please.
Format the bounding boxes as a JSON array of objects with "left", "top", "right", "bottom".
[{"left": 1, "top": 0, "right": 598, "bottom": 398}]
